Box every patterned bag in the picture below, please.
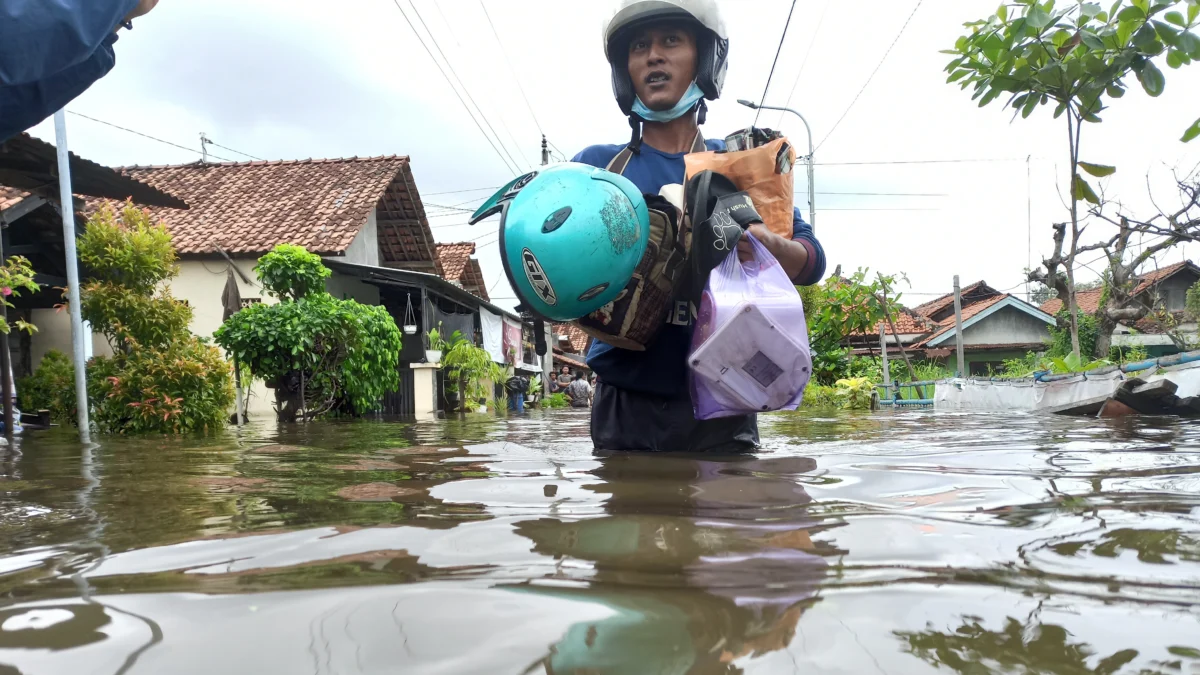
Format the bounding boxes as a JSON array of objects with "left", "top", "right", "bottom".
[{"left": 572, "top": 196, "right": 688, "bottom": 351}]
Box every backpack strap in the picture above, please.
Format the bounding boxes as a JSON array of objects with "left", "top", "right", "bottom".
[{"left": 605, "top": 131, "right": 708, "bottom": 176}]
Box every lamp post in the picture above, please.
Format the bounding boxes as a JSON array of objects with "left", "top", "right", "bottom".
[{"left": 737, "top": 99, "right": 816, "bottom": 233}]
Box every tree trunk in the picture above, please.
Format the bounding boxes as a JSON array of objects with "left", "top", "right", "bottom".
[
  {"left": 272, "top": 372, "right": 303, "bottom": 423},
  {"left": 1093, "top": 310, "right": 1117, "bottom": 360}
]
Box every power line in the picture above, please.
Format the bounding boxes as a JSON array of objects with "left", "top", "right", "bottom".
[
  {"left": 66, "top": 110, "right": 235, "bottom": 162},
  {"left": 816, "top": 157, "right": 1028, "bottom": 166},
  {"left": 807, "top": 190, "right": 947, "bottom": 196},
  {"left": 753, "top": 0, "right": 798, "bottom": 128},
  {"left": 407, "top": 0, "right": 528, "bottom": 172},
  {"left": 388, "top": 0, "right": 518, "bottom": 175},
  {"left": 423, "top": 185, "right": 500, "bottom": 196},
  {"left": 478, "top": 0, "right": 545, "bottom": 138},
  {"left": 776, "top": 0, "right": 829, "bottom": 129},
  {"left": 816, "top": 0, "right": 924, "bottom": 152},
  {"left": 205, "top": 139, "right": 263, "bottom": 161}
]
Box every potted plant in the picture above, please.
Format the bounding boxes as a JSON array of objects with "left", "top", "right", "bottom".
[{"left": 426, "top": 325, "right": 461, "bottom": 364}]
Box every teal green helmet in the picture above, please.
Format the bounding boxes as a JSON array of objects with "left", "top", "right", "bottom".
[{"left": 469, "top": 162, "right": 649, "bottom": 322}]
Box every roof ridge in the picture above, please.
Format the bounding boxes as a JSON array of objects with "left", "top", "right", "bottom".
[{"left": 117, "top": 155, "right": 411, "bottom": 172}]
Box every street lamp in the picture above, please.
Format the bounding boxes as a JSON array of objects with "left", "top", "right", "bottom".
[{"left": 737, "top": 99, "right": 816, "bottom": 233}]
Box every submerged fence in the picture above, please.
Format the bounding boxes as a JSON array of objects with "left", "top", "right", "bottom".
[{"left": 875, "top": 380, "right": 937, "bottom": 407}]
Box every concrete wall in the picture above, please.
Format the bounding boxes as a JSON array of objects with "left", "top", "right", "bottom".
[
  {"left": 962, "top": 306, "right": 1052, "bottom": 346},
  {"left": 29, "top": 310, "right": 111, "bottom": 371},
  {"left": 173, "top": 259, "right": 276, "bottom": 416},
  {"left": 342, "top": 211, "right": 381, "bottom": 267},
  {"left": 325, "top": 271, "right": 380, "bottom": 305}
]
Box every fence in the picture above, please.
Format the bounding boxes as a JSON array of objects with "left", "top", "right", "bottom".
[{"left": 875, "top": 380, "right": 937, "bottom": 407}]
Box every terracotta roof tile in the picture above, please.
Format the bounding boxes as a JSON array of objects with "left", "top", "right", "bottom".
[
  {"left": 436, "top": 243, "right": 475, "bottom": 282},
  {"left": 1132, "top": 260, "right": 1195, "bottom": 295},
  {"left": 463, "top": 258, "right": 489, "bottom": 302},
  {"left": 552, "top": 323, "right": 590, "bottom": 353},
  {"left": 0, "top": 186, "right": 30, "bottom": 211},
  {"left": 1040, "top": 288, "right": 1102, "bottom": 316},
  {"left": 553, "top": 350, "right": 588, "bottom": 371},
  {"left": 917, "top": 293, "right": 1013, "bottom": 346},
  {"left": 912, "top": 280, "right": 997, "bottom": 318},
  {"left": 100, "top": 157, "right": 437, "bottom": 264}
]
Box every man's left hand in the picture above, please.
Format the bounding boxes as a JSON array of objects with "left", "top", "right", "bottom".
[{"left": 737, "top": 223, "right": 773, "bottom": 263}]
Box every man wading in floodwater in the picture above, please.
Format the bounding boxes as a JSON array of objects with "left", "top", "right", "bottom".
[{"left": 573, "top": 0, "right": 826, "bottom": 453}]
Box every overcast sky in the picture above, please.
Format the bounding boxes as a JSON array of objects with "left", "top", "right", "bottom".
[{"left": 26, "top": 0, "right": 1200, "bottom": 312}]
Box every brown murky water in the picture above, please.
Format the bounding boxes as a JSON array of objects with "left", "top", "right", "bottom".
[{"left": 1, "top": 409, "right": 1199, "bottom": 674}]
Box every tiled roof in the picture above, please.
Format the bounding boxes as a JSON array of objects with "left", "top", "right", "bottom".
[
  {"left": 917, "top": 294, "right": 1013, "bottom": 346},
  {"left": 436, "top": 243, "right": 475, "bottom": 281},
  {"left": 852, "top": 305, "right": 937, "bottom": 338},
  {"left": 1040, "top": 288, "right": 1102, "bottom": 316},
  {"left": 463, "top": 258, "right": 489, "bottom": 302},
  {"left": 1039, "top": 261, "right": 1198, "bottom": 315},
  {"left": 0, "top": 186, "right": 30, "bottom": 211},
  {"left": 1132, "top": 260, "right": 1196, "bottom": 295},
  {"left": 435, "top": 242, "right": 489, "bottom": 301},
  {"left": 912, "top": 281, "right": 998, "bottom": 319},
  {"left": 553, "top": 350, "right": 588, "bottom": 371},
  {"left": 552, "top": 323, "right": 590, "bottom": 353},
  {"left": 106, "top": 157, "right": 438, "bottom": 269}
]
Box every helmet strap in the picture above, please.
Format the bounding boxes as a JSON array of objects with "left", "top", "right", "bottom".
[
  {"left": 627, "top": 115, "right": 643, "bottom": 155},
  {"left": 697, "top": 99, "right": 708, "bottom": 125}
]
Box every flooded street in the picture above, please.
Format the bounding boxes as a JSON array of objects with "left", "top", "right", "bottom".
[{"left": 1, "top": 409, "right": 1199, "bottom": 674}]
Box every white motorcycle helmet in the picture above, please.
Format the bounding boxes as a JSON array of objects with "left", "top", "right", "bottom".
[{"left": 602, "top": 0, "right": 730, "bottom": 144}]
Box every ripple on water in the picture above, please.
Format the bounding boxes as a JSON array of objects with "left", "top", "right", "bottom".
[{"left": 1, "top": 410, "right": 1199, "bottom": 674}]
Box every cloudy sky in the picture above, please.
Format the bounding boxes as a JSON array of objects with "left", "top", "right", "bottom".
[{"left": 26, "top": 0, "right": 1200, "bottom": 312}]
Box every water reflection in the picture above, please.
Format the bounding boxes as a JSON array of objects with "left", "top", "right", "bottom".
[
  {"left": 1, "top": 410, "right": 1199, "bottom": 674},
  {"left": 504, "top": 454, "right": 841, "bottom": 674}
]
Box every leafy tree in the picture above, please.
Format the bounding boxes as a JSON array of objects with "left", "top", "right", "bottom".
[
  {"left": 16, "top": 350, "right": 74, "bottom": 421},
  {"left": 0, "top": 255, "right": 38, "bottom": 336},
  {"left": 75, "top": 201, "right": 234, "bottom": 433},
  {"left": 214, "top": 244, "right": 403, "bottom": 422},
  {"left": 947, "top": 0, "right": 1200, "bottom": 359},
  {"left": 805, "top": 268, "right": 906, "bottom": 385}
]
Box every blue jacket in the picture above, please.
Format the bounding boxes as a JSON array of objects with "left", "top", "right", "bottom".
[
  {"left": 573, "top": 138, "right": 827, "bottom": 398},
  {"left": 0, "top": 0, "right": 140, "bottom": 141}
]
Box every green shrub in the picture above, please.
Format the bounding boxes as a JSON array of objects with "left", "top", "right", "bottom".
[
  {"left": 88, "top": 339, "right": 234, "bottom": 434},
  {"left": 1048, "top": 311, "right": 1097, "bottom": 358},
  {"left": 214, "top": 245, "right": 402, "bottom": 420},
  {"left": 542, "top": 393, "right": 570, "bottom": 409},
  {"left": 73, "top": 201, "right": 234, "bottom": 434},
  {"left": 17, "top": 350, "right": 75, "bottom": 421},
  {"left": 255, "top": 244, "right": 331, "bottom": 300}
]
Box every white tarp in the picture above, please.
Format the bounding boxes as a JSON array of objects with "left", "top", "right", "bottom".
[
  {"left": 480, "top": 309, "right": 505, "bottom": 364},
  {"left": 935, "top": 372, "right": 1123, "bottom": 412}
]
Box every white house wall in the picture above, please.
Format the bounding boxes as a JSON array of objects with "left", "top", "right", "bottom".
[
  {"left": 173, "top": 259, "right": 276, "bottom": 417},
  {"left": 342, "top": 210, "right": 381, "bottom": 267},
  {"left": 29, "top": 310, "right": 112, "bottom": 372},
  {"left": 963, "top": 307, "right": 1052, "bottom": 345}
]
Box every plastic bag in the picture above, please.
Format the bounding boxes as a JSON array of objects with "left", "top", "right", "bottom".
[{"left": 687, "top": 233, "right": 812, "bottom": 420}]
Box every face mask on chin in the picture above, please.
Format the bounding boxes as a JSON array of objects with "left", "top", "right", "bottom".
[{"left": 632, "top": 81, "right": 704, "bottom": 122}]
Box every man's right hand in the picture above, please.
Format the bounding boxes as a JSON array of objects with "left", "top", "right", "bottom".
[{"left": 123, "top": 0, "right": 160, "bottom": 24}]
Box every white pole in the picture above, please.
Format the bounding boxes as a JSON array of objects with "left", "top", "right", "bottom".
[
  {"left": 953, "top": 275, "right": 966, "bottom": 379},
  {"left": 736, "top": 100, "right": 816, "bottom": 232},
  {"left": 53, "top": 110, "right": 91, "bottom": 442},
  {"left": 880, "top": 322, "right": 890, "bottom": 385}
]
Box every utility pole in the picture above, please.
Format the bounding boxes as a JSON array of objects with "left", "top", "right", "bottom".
[
  {"left": 540, "top": 135, "right": 553, "bottom": 399},
  {"left": 0, "top": 230, "right": 13, "bottom": 440},
  {"left": 53, "top": 110, "right": 91, "bottom": 442},
  {"left": 879, "top": 322, "right": 889, "bottom": 386},
  {"left": 953, "top": 275, "right": 966, "bottom": 378}
]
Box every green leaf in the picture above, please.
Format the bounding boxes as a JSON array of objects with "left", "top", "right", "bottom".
[
  {"left": 947, "top": 69, "right": 970, "bottom": 83},
  {"left": 1074, "top": 175, "right": 1100, "bottom": 204},
  {"left": 1027, "top": 4, "right": 1053, "bottom": 29},
  {"left": 1080, "top": 2, "right": 1103, "bottom": 20},
  {"left": 1078, "top": 161, "right": 1116, "bottom": 177},
  {"left": 1022, "top": 93, "right": 1041, "bottom": 117},
  {"left": 1180, "top": 30, "right": 1200, "bottom": 57},
  {"left": 1134, "top": 22, "right": 1161, "bottom": 48},
  {"left": 1106, "top": 82, "right": 1126, "bottom": 97},
  {"left": 1153, "top": 19, "right": 1181, "bottom": 45},
  {"left": 1138, "top": 58, "right": 1165, "bottom": 95},
  {"left": 1168, "top": 647, "right": 1200, "bottom": 658},
  {"left": 997, "top": 3, "right": 1008, "bottom": 22},
  {"left": 1118, "top": 5, "right": 1146, "bottom": 21},
  {"left": 1165, "top": 10, "right": 1186, "bottom": 26},
  {"left": 1182, "top": 116, "right": 1200, "bottom": 143},
  {"left": 1080, "top": 29, "right": 1106, "bottom": 49},
  {"left": 1191, "top": 2, "right": 1200, "bottom": 25},
  {"left": 1167, "top": 48, "right": 1184, "bottom": 67}
]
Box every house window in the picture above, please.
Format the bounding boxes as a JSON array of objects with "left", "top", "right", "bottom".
[
  {"left": 240, "top": 298, "right": 262, "bottom": 309},
  {"left": 1166, "top": 288, "right": 1186, "bottom": 311}
]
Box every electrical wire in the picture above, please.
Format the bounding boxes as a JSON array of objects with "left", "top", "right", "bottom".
[
  {"left": 205, "top": 139, "right": 263, "bottom": 161},
  {"left": 816, "top": 0, "right": 924, "bottom": 151},
  {"left": 753, "top": 0, "right": 798, "bottom": 128},
  {"left": 478, "top": 0, "right": 545, "bottom": 138},
  {"left": 388, "top": 0, "right": 519, "bottom": 175},
  {"left": 407, "top": 0, "right": 528, "bottom": 172},
  {"left": 424, "top": 185, "right": 500, "bottom": 196},
  {"left": 66, "top": 111, "right": 235, "bottom": 162},
  {"left": 776, "top": 0, "right": 829, "bottom": 129}
]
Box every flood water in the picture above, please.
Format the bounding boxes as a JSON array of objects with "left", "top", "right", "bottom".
[{"left": 1, "top": 409, "right": 1199, "bottom": 674}]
